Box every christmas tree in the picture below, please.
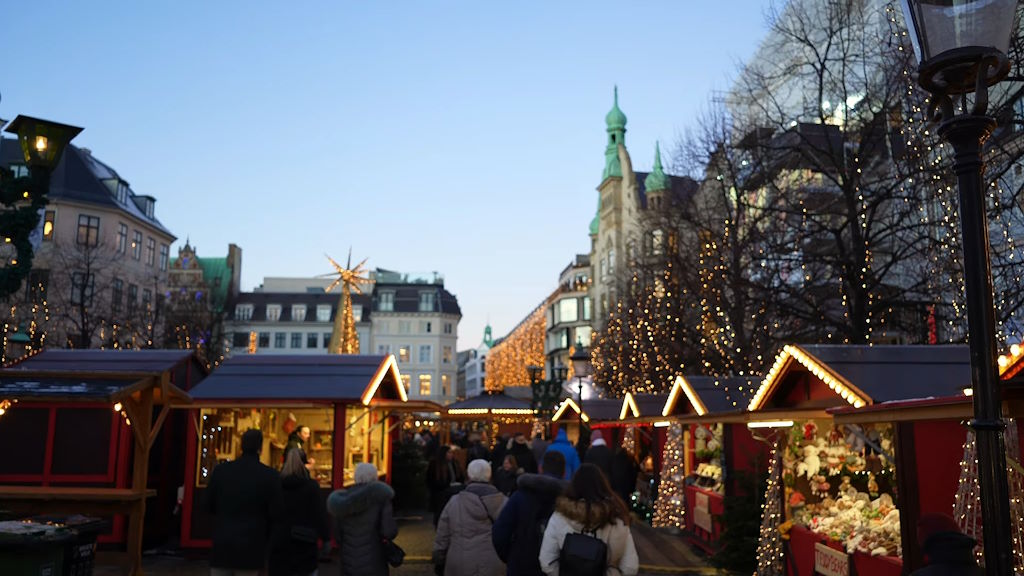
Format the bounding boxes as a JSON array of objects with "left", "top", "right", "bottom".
[
  {"left": 653, "top": 422, "right": 686, "bottom": 529},
  {"left": 755, "top": 441, "right": 784, "bottom": 575}
]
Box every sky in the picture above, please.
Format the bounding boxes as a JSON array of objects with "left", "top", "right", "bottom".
[{"left": 4, "top": 2, "right": 774, "bottom": 351}]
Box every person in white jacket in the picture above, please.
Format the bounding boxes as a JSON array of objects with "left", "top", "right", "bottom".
[{"left": 539, "top": 463, "right": 639, "bottom": 576}]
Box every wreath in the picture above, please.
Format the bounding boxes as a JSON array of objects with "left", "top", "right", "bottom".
[{"left": 0, "top": 166, "right": 49, "bottom": 298}]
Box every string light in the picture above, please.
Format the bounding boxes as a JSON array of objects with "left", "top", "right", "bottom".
[
  {"left": 652, "top": 422, "right": 686, "bottom": 529},
  {"left": 485, "top": 305, "right": 546, "bottom": 391}
]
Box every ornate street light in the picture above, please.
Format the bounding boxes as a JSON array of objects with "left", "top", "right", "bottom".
[
  {"left": 0, "top": 115, "right": 82, "bottom": 299},
  {"left": 900, "top": 1, "right": 1017, "bottom": 572},
  {"left": 570, "top": 345, "right": 593, "bottom": 429}
]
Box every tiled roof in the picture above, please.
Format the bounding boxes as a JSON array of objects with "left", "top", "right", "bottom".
[{"left": 7, "top": 349, "right": 197, "bottom": 373}]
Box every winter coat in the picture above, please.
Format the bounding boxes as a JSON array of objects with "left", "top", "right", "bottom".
[
  {"left": 539, "top": 497, "right": 639, "bottom": 576},
  {"left": 206, "top": 454, "right": 285, "bottom": 570},
  {"left": 493, "top": 467, "right": 520, "bottom": 496},
  {"left": 544, "top": 430, "right": 581, "bottom": 480},
  {"left": 609, "top": 449, "right": 638, "bottom": 504},
  {"left": 327, "top": 481, "right": 398, "bottom": 576},
  {"left": 910, "top": 532, "right": 984, "bottom": 576},
  {"left": 584, "top": 444, "right": 612, "bottom": 481},
  {"left": 268, "top": 474, "right": 329, "bottom": 576},
  {"left": 531, "top": 439, "right": 549, "bottom": 467},
  {"left": 509, "top": 442, "right": 538, "bottom": 474},
  {"left": 428, "top": 458, "right": 467, "bottom": 525},
  {"left": 433, "top": 482, "right": 508, "bottom": 576},
  {"left": 492, "top": 473, "right": 568, "bottom": 576}
]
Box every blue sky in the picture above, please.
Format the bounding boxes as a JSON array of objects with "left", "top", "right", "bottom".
[{"left": 4, "top": 2, "right": 773, "bottom": 350}]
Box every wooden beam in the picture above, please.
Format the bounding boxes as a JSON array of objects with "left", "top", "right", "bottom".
[{"left": 126, "top": 387, "right": 154, "bottom": 576}]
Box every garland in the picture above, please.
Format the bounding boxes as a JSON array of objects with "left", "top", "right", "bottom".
[{"left": 0, "top": 167, "right": 49, "bottom": 298}]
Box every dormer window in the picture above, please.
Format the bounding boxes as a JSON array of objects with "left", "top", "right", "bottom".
[
  {"left": 352, "top": 305, "right": 362, "bottom": 321},
  {"left": 291, "top": 305, "right": 307, "bottom": 322},
  {"left": 266, "top": 304, "right": 282, "bottom": 322},
  {"left": 419, "top": 291, "right": 435, "bottom": 312},
  {"left": 234, "top": 304, "right": 253, "bottom": 321},
  {"left": 316, "top": 305, "right": 332, "bottom": 322},
  {"left": 379, "top": 291, "right": 395, "bottom": 312},
  {"left": 116, "top": 181, "right": 129, "bottom": 205}
]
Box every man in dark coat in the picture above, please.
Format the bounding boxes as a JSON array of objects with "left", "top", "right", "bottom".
[
  {"left": 583, "top": 429, "right": 612, "bottom": 480},
  {"left": 910, "top": 514, "right": 983, "bottom": 575},
  {"left": 206, "top": 429, "right": 285, "bottom": 575},
  {"left": 508, "top": 433, "right": 538, "bottom": 474},
  {"left": 492, "top": 450, "right": 567, "bottom": 576},
  {"left": 610, "top": 445, "right": 639, "bottom": 505}
]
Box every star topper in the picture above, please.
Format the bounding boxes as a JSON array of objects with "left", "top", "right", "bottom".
[{"left": 322, "top": 248, "right": 371, "bottom": 294}]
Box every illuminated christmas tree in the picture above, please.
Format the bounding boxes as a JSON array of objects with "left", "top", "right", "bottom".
[
  {"left": 652, "top": 422, "right": 685, "bottom": 529},
  {"left": 755, "top": 441, "right": 784, "bottom": 575}
]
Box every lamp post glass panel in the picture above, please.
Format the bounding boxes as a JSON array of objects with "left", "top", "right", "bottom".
[
  {"left": 571, "top": 347, "right": 592, "bottom": 429},
  {"left": 900, "top": 1, "right": 1017, "bottom": 572},
  {"left": 0, "top": 116, "right": 82, "bottom": 299}
]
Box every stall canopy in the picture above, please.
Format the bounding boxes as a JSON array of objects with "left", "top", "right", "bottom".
[
  {"left": 445, "top": 390, "right": 534, "bottom": 418},
  {"left": 747, "top": 344, "right": 971, "bottom": 420},
  {"left": 660, "top": 375, "right": 756, "bottom": 423},
  {"left": 189, "top": 354, "right": 407, "bottom": 405},
  {"left": 618, "top": 392, "right": 668, "bottom": 422},
  {"left": 552, "top": 397, "right": 621, "bottom": 425},
  {"left": 0, "top": 349, "right": 198, "bottom": 576}
]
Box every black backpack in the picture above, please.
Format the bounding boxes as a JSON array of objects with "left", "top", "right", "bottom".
[{"left": 559, "top": 529, "right": 607, "bottom": 576}]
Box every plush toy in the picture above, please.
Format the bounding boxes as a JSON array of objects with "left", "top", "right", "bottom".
[
  {"left": 803, "top": 421, "right": 818, "bottom": 441},
  {"left": 867, "top": 472, "right": 879, "bottom": 497},
  {"left": 797, "top": 444, "right": 821, "bottom": 479}
]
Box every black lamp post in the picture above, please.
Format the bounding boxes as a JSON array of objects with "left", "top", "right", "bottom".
[
  {"left": 900, "top": 1, "right": 1017, "bottom": 572},
  {"left": 570, "top": 345, "right": 592, "bottom": 431},
  {"left": 0, "top": 115, "right": 82, "bottom": 299}
]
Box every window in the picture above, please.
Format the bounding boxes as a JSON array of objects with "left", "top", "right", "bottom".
[
  {"left": 127, "top": 284, "right": 138, "bottom": 312},
  {"left": 442, "top": 346, "right": 453, "bottom": 364},
  {"left": 323, "top": 333, "right": 332, "bottom": 348},
  {"left": 583, "top": 297, "right": 592, "bottom": 320},
  {"left": 274, "top": 333, "right": 286, "bottom": 348},
  {"left": 378, "top": 344, "right": 392, "bottom": 355},
  {"left": 422, "top": 322, "right": 432, "bottom": 334},
  {"left": 159, "top": 244, "right": 169, "bottom": 271},
  {"left": 291, "top": 332, "right": 302, "bottom": 348},
  {"left": 607, "top": 249, "right": 615, "bottom": 275},
  {"left": 132, "top": 230, "right": 142, "bottom": 260},
  {"left": 316, "top": 305, "right": 331, "bottom": 322},
  {"left": 27, "top": 269, "right": 48, "bottom": 303},
  {"left": 76, "top": 215, "right": 100, "bottom": 247},
  {"left": 378, "top": 291, "right": 394, "bottom": 312},
  {"left": 232, "top": 332, "right": 249, "bottom": 348},
  {"left": 234, "top": 304, "right": 254, "bottom": 321},
  {"left": 258, "top": 332, "right": 270, "bottom": 347},
  {"left": 444, "top": 323, "right": 453, "bottom": 335},
  {"left": 142, "top": 288, "right": 152, "bottom": 310},
  {"left": 576, "top": 326, "right": 593, "bottom": 347},
  {"left": 398, "top": 321, "right": 411, "bottom": 334},
  {"left": 117, "top": 224, "right": 127, "bottom": 253},
  {"left": 419, "top": 345, "right": 432, "bottom": 364},
  {"left": 111, "top": 279, "right": 124, "bottom": 312},
  {"left": 266, "top": 304, "right": 282, "bottom": 322},
  {"left": 398, "top": 346, "right": 410, "bottom": 362},
  {"left": 292, "top": 305, "right": 307, "bottom": 322},
  {"left": 9, "top": 164, "right": 28, "bottom": 178},
  {"left": 145, "top": 237, "right": 156, "bottom": 266},
  {"left": 442, "top": 374, "right": 450, "bottom": 396},
  {"left": 307, "top": 333, "right": 318, "bottom": 348},
  {"left": 401, "top": 375, "right": 411, "bottom": 392},
  {"left": 71, "top": 272, "right": 94, "bottom": 306},
  {"left": 419, "top": 292, "right": 435, "bottom": 312},
  {"left": 558, "top": 298, "right": 579, "bottom": 323},
  {"left": 418, "top": 374, "right": 432, "bottom": 396},
  {"left": 652, "top": 230, "right": 664, "bottom": 255},
  {"left": 43, "top": 211, "right": 55, "bottom": 241},
  {"left": 352, "top": 305, "right": 362, "bottom": 321}
]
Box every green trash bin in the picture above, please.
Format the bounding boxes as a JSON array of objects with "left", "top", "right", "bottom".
[
  {"left": 26, "top": 515, "right": 107, "bottom": 576},
  {"left": 0, "top": 520, "right": 72, "bottom": 576}
]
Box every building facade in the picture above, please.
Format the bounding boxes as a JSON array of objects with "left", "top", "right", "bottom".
[
  {"left": 459, "top": 324, "right": 494, "bottom": 398},
  {"left": 545, "top": 255, "right": 592, "bottom": 374}
]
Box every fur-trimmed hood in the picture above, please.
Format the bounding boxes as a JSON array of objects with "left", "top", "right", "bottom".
[
  {"left": 517, "top": 472, "right": 567, "bottom": 496},
  {"left": 555, "top": 496, "right": 623, "bottom": 531},
  {"left": 327, "top": 481, "right": 394, "bottom": 518}
]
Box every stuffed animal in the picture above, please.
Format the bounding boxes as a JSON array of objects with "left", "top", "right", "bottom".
[{"left": 797, "top": 444, "right": 821, "bottom": 479}]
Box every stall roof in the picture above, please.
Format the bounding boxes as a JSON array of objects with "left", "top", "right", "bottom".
[
  {"left": 5, "top": 349, "right": 199, "bottom": 373},
  {"left": 446, "top": 390, "right": 533, "bottom": 416},
  {"left": 552, "top": 397, "right": 621, "bottom": 423},
  {"left": 748, "top": 344, "right": 971, "bottom": 412},
  {"left": 662, "top": 375, "right": 757, "bottom": 418},
  {"left": 619, "top": 392, "right": 667, "bottom": 420},
  {"left": 189, "top": 354, "right": 406, "bottom": 404}
]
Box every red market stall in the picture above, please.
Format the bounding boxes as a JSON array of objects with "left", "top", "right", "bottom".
[
  {"left": 181, "top": 354, "right": 408, "bottom": 548},
  {"left": 550, "top": 396, "right": 621, "bottom": 443},
  {"left": 444, "top": 390, "right": 536, "bottom": 441},
  {"left": 0, "top": 350, "right": 200, "bottom": 575},
  {"left": 616, "top": 392, "right": 668, "bottom": 515},
  {"left": 748, "top": 344, "right": 972, "bottom": 576}
]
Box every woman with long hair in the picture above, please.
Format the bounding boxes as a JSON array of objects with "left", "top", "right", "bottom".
[
  {"left": 426, "top": 445, "right": 466, "bottom": 526},
  {"left": 539, "top": 463, "right": 638, "bottom": 576},
  {"left": 268, "top": 449, "right": 328, "bottom": 576}
]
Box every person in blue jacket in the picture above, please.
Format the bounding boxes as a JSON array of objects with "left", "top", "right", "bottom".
[
  {"left": 543, "top": 429, "right": 580, "bottom": 480},
  {"left": 491, "top": 451, "right": 567, "bottom": 576}
]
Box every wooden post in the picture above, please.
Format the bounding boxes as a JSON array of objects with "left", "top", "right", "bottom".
[{"left": 124, "top": 385, "right": 154, "bottom": 576}]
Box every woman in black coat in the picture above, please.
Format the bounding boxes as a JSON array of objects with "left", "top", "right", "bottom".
[
  {"left": 268, "top": 450, "right": 329, "bottom": 576},
  {"left": 426, "top": 446, "right": 465, "bottom": 526},
  {"left": 327, "top": 463, "right": 399, "bottom": 576}
]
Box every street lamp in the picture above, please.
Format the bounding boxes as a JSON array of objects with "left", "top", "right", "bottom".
[
  {"left": 0, "top": 115, "right": 82, "bottom": 299},
  {"left": 570, "top": 345, "right": 592, "bottom": 431},
  {"left": 900, "top": 1, "right": 1017, "bottom": 572}
]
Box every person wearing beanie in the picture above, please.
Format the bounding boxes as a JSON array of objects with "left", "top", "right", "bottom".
[
  {"left": 584, "top": 429, "right": 613, "bottom": 481},
  {"left": 909, "top": 513, "right": 982, "bottom": 575},
  {"left": 206, "top": 428, "right": 285, "bottom": 575}
]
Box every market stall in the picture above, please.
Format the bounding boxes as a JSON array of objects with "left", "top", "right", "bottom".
[
  {"left": 550, "top": 396, "right": 621, "bottom": 444},
  {"left": 0, "top": 350, "right": 199, "bottom": 575},
  {"left": 748, "top": 344, "right": 971, "bottom": 576},
  {"left": 444, "top": 389, "right": 536, "bottom": 442},
  {"left": 180, "top": 354, "right": 408, "bottom": 547}
]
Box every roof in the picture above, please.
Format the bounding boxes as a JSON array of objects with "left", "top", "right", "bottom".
[
  {"left": 446, "top": 391, "right": 533, "bottom": 415},
  {"left": 663, "top": 375, "right": 756, "bottom": 417},
  {"left": 748, "top": 344, "right": 971, "bottom": 411},
  {"left": 372, "top": 283, "right": 462, "bottom": 316},
  {"left": 189, "top": 354, "right": 405, "bottom": 403},
  {"left": 0, "top": 376, "right": 134, "bottom": 399},
  {"left": 619, "top": 392, "right": 667, "bottom": 419},
  {"left": 1, "top": 140, "right": 174, "bottom": 238},
  {"left": 552, "top": 397, "right": 622, "bottom": 423},
  {"left": 7, "top": 349, "right": 198, "bottom": 374},
  {"left": 232, "top": 291, "right": 372, "bottom": 323}
]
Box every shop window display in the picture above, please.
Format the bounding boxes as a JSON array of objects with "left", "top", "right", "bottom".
[{"left": 343, "top": 405, "right": 389, "bottom": 486}]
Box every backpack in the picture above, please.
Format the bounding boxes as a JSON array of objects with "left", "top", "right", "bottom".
[{"left": 559, "top": 529, "right": 607, "bottom": 576}]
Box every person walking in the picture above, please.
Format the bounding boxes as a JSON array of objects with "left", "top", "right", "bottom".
[
  {"left": 493, "top": 455, "right": 520, "bottom": 496},
  {"left": 531, "top": 433, "right": 549, "bottom": 467},
  {"left": 433, "top": 459, "right": 508, "bottom": 576},
  {"left": 269, "top": 450, "right": 329, "bottom": 576},
  {"left": 427, "top": 446, "right": 466, "bottom": 526},
  {"left": 327, "top": 463, "right": 398, "bottom": 576},
  {"left": 206, "top": 429, "right": 285, "bottom": 576},
  {"left": 909, "top": 514, "right": 983, "bottom": 575},
  {"left": 508, "top": 433, "right": 538, "bottom": 474},
  {"left": 610, "top": 445, "right": 639, "bottom": 506},
  {"left": 539, "top": 464, "right": 639, "bottom": 576},
  {"left": 583, "top": 430, "right": 612, "bottom": 481},
  {"left": 492, "top": 451, "right": 567, "bottom": 576},
  {"left": 544, "top": 429, "right": 581, "bottom": 480}
]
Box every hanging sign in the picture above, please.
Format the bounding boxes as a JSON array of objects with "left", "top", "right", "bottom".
[{"left": 814, "top": 542, "right": 849, "bottom": 576}]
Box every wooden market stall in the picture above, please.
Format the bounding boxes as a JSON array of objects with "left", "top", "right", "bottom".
[
  {"left": 180, "top": 354, "right": 408, "bottom": 547},
  {"left": 748, "top": 344, "right": 972, "bottom": 576},
  {"left": 444, "top": 389, "right": 536, "bottom": 441},
  {"left": 0, "top": 350, "right": 200, "bottom": 576},
  {"left": 550, "top": 396, "right": 621, "bottom": 444}
]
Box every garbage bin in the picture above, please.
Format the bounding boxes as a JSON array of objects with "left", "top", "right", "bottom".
[
  {"left": 25, "top": 516, "right": 107, "bottom": 576},
  {"left": 0, "top": 520, "right": 72, "bottom": 576}
]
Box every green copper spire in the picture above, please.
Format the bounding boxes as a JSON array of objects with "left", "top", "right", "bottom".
[
  {"left": 644, "top": 141, "right": 670, "bottom": 192},
  {"left": 483, "top": 324, "right": 493, "bottom": 348},
  {"left": 602, "top": 86, "right": 627, "bottom": 181}
]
